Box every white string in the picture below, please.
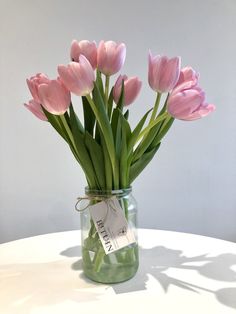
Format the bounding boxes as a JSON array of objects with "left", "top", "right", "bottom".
[{"left": 75, "top": 196, "right": 119, "bottom": 214}]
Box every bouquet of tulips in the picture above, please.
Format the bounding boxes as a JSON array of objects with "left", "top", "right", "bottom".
[
  {"left": 24, "top": 40, "right": 215, "bottom": 282},
  {"left": 25, "top": 40, "right": 215, "bottom": 192}
]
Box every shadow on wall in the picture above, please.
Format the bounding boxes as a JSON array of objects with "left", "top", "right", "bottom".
[{"left": 0, "top": 245, "right": 236, "bottom": 313}]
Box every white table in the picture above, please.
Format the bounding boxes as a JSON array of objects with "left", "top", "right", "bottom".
[{"left": 0, "top": 229, "right": 236, "bottom": 314}]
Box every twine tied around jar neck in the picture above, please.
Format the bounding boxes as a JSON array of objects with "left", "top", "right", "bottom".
[
  {"left": 75, "top": 196, "right": 92, "bottom": 212},
  {"left": 75, "top": 195, "right": 119, "bottom": 213}
]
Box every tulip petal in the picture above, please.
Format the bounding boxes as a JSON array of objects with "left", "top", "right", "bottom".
[
  {"left": 124, "top": 77, "right": 142, "bottom": 106},
  {"left": 70, "top": 39, "right": 97, "bottom": 69},
  {"left": 167, "top": 90, "right": 204, "bottom": 119},
  {"left": 175, "top": 66, "right": 199, "bottom": 88},
  {"left": 26, "top": 73, "right": 50, "bottom": 102},
  {"left": 38, "top": 80, "right": 70, "bottom": 115},
  {"left": 24, "top": 99, "right": 47, "bottom": 121},
  {"left": 186, "top": 103, "right": 216, "bottom": 121},
  {"left": 113, "top": 75, "right": 142, "bottom": 106},
  {"left": 148, "top": 53, "right": 180, "bottom": 93},
  {"left": 58, "top": 58, "right": 95, "bottom": 96},
  {"left": 97, "top": 40, "right": 126, "bottom": 75},
  {"left": 159, "top": 57, "right": 180, "bottom": 92}
]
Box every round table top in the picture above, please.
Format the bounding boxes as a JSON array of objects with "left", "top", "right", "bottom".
[{"left": 0, "top": 229, "right": 236, "bottom": 314}]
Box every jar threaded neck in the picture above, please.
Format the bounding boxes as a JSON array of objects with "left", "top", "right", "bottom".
[{"left": 85, "top": 187, "right": 132, "bottom": 198}]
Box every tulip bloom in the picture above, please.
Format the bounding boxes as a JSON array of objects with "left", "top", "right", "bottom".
[
  {"left": 70, "top": 39, "right": 97, "bottom": 70},
  {"left": 175, "top": 66, "right": 199, "bottom": 88},
  {"left": 113, "top": 75, "right": 142, "bottom": 106},
  {"left": 58, "top": 55, "right": 95, "bottom": 96},
  {"left": 24, "top": 99, "right": 47, "bottom": 121},
  {"left": 97, "top": 40, "right": 126, "bottom": 76},
  {"left": 148, "top": 51, "right": 180, "bottom": 93},
  {"left": 167, "top": 82, "right": 215, "bottom": 121},
  {"left": 37, "top": 78, "right": 71, "bottom": 115},
  {"left": 27, "top": 73, "right": 50, "bottom": 103}
]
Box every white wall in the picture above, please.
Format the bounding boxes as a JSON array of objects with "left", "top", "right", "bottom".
[{"left": 0, "top": 0, "right": 236, "bottom": 243}]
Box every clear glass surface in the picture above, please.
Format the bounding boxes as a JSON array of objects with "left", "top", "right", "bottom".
[{"left": 80, "top": 188, "right": 139, "bottom": 283}]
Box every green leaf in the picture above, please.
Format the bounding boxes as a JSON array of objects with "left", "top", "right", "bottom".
[
  {"left": 112, "top": 108, "right": 130, "bottom": 159},
  {"left": 94, "top": 121, "right": 101, "bottom": 144},
  {"left": 136, "top": 112, "right": 168, "bottom": 142},
  {"left": 118, "top": 109, "right": 131, "bottom": 142},
  {"left": 150, "top": 116, "right": 174, "bottom": 148},
  {"left": 42, "top": 106, "right": 85, "bottom": 170},
  {"left": 127, "top": 108, "right": 152, "bottom": 156},
  {"left": 64, "top": 111, "right": 71, "bottom": 127},
  {"left": 129, "top": 143, "right": 161, "bottom": 183},
  {"left": 91, "top": 84, "right": 115, "bottom": 157},
  {"left": 99, "top": 127, "right": 113, "bottom": 189},
  {"left": 108, "top": 87, "right": 114, "bottom": 120},
  {"left": 69, "top": 104, "right": 84, "bottom": 134},
  {"left": 88, "top": 83, "right": 118, "bottom": 187},
  {"left": 42, "top": 107, "right": 68, "bottom": 142},
  {"left": 82, "top": 96, "right": 95, "bottom": 136},
  {"left": 132, "top": 118, "right": 163, "bottom": 163},
  {"left": 124, "top": 109, "right": 129, "bottom": 120},
  {"left": 57, "top": 115, "right": 76, "bottom": 148},
  {"left": 96, "top": 70, "right": 105, "bottom": 98},
  {"left": 120, "top": 122, "right": 128, "bottom": 187},
  {"left": 117, "top": 80, "right": 125, "bottom": 111},
  {"left": 110, "top": 78, "right": 125, "bottom": 153},
  {"left": 70, "top": 104, "right": 97, "bottom": 188},
  {"left": 113, "top": 109, "right": 131, "bottom": 187},
  {"left": 115, "top": 113, "right": 122, "bottom": 158},
  {"left": 84, "top": 132, "right": 106, "bottom": 189},
  {"left": 111, "top": 108, "right": 119, "bottom": 140}
]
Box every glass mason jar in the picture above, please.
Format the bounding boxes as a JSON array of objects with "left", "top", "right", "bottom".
[{"left": 79, "top": 187, "right": 138, "bottom": 283}]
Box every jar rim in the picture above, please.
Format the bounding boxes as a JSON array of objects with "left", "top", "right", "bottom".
[{"left": 85, "top": 186, "right": 132, "bottom": 196}]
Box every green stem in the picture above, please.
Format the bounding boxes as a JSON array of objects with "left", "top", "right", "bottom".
[
  {"left": 100, "top": 129, "right": 113, "bottom": 190},
  {"left": 93, "top": 246, "right": 105, "bottom": 272},
  {"left": 141, "top": 93, "right": 161, "bottom": 144},
  {"left": 157, "top": 93, "right": 169, "bottom": 118},
  {"left": 105, "top": 75, "right": 110, "bottom": 110},
  {"left": 150, "top": 92, "right": 161, "bottom": 122},
  {"left": 58, "top": 115, "right": 76, "bottom": 150},
  {"left": 123, "top": 198, "right": 129, "bottom": 219},
  {"left": 85, "top": 94, "right": 118, "bottom": 189},
  {"left": 136, "top": 112, "right": 168, "bottom": 142},
  {"left": 59, "top": 116, "right": 96, "bottom": 188}
]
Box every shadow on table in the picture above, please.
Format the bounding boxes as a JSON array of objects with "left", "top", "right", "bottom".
[
  {"left": 60, "top": 245, "right": 236, "bottom": 309},
  {"left": 1, "top": 245, "right": 236, "bottom": 313}
]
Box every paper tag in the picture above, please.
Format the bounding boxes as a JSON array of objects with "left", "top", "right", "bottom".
[{"left": 89, "top": 197, "right": 136, "bottom": 254}]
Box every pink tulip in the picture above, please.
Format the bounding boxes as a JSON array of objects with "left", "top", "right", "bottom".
[
  {"left": 26, "top": 73, "right": 50, "bottom": 103},
  {"left": 167, "top": 83, "right": 215, "bottom": 121},
  {"left": 148, "top": 51, "right": 181, "bottom": 93},
  {"left": 24, "top": 99, "right": 47, "bottom": 121},
  {"left": 175, "top": 66, "right": 199, "bottom": 88},
  {"left": 58, "top": 55, "right": 95, "bottom": 96},
  {"left": 38, "top": 78, "right": 71, "bottom": 115},
  {"left": 113, "top": 75, "right": 142, "bottom": 106},
  {"left": 97, "top": 40, "right": 126, "bottom": 76},
  {"left": 70, "top": 39, "right": 97, "bottom": 70}
]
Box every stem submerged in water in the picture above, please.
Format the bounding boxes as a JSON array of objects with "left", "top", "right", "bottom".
[
  {"left": 82, "top": 193, "right": 138, "bottom": 280},
  {"left": 93, "top": 246, "right": 105, "bottom": 272}
]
